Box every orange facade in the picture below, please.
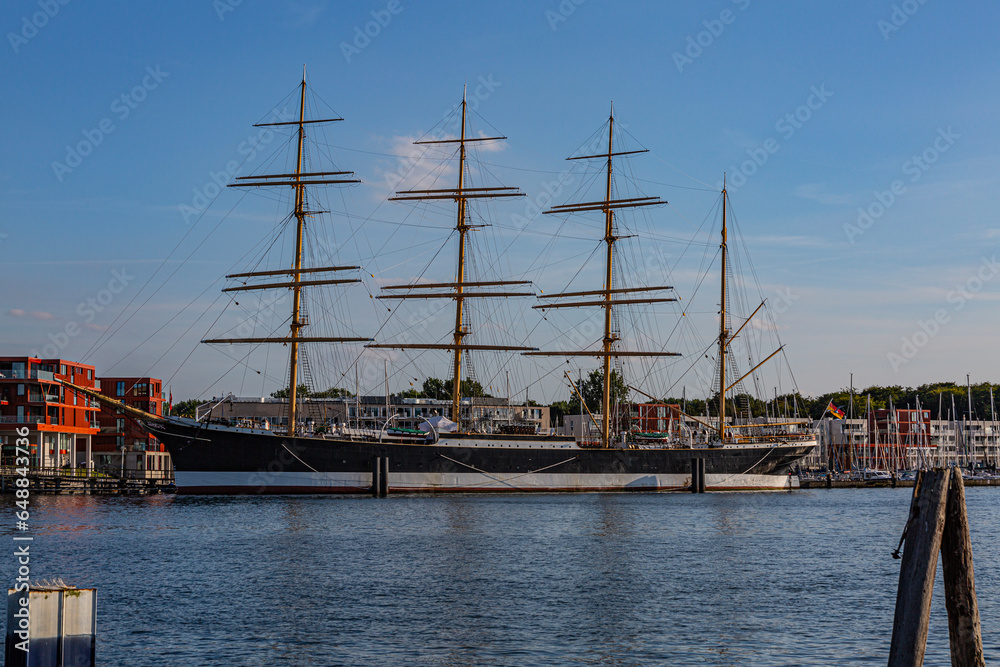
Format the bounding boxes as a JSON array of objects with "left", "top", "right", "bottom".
[
  {"left": 95, "top": 377, "right": 166, "bottom": 453},
  {"left": 0, "top": 357, "right": 100, "bottom": 466}
]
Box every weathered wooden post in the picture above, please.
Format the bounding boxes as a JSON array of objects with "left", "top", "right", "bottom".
[
  {"left": 888, "top": 468, "right": 951, "bottom": 667},
  {"left": 941, "top": 469, "right": 985, "bottom": 667},
  {"left": 690, "top": 458, "right": 698, "bottom": 494},
  {"left": 698, "top": 459, "right": 706, "bottom": 493}
]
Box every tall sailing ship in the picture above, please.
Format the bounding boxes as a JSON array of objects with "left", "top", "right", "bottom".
[{"left": 70, "top": 73, "right": 817, "bottom": 493}]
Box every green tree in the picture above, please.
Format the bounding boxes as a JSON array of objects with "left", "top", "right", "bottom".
[
  {"left": 419, "top": 377, "right": 493, "bottom": 400},
  {"left": 421, "top": 377, "right": 449, "bottom": 400},
  {"left": 549, "top": 400, "right": 573, "bottom": 427},
  {"left": 270, "top": 384, "right": 311, "bottom": 399},
  {"left": 579, "top": 369, "right": 628, "bottom": 412},
  {"left": 312, "top": 387, "right": 353, "bottom": 399},
  {"left": 171, "top": 399, "right": 200, "bottom": 418}
]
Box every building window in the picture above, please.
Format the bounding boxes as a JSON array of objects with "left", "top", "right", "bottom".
[
  {"left": 87, "top": 369, "right": 92, "bottom": 380},
  {"left": 116, "top": 381, "right": 125, "bottom": 397},
  {"left": 17, "top": 384, "right": 24, "bottom": 396},
  {"left": 61, "top": 364, "right": 67, "bottom": 375}
]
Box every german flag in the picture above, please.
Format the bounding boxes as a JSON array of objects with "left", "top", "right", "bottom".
[{"left": 827, "top": 401, "right": 846, "bottom": 419}]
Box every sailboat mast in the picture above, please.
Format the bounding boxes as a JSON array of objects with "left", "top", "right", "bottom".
[
  {"left": 451, "top": 91, "right": 469, "bottom": 428},
  {"left": 287, "top": 72, "right": 308, "bottom": 437},
  {"left": 207, "top": 67, "right": 366, "bottom": 435},
  {"left": 718, "top": 183, "right": 728, "bottom": 442},
  {"left": 601, "top": 107, "right": 616, "bottom": 448}
]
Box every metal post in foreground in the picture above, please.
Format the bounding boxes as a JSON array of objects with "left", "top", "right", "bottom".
[{"left": 5, "top": 581, "right": 96, "bottom": 667}]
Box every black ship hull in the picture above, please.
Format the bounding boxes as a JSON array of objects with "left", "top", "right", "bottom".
[{"left": 148, "top": 419, "right": 814, "bottom": 494}]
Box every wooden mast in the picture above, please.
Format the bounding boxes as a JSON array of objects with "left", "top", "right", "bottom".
[
  {"left": 600, "top": 106, "right": 616, "bottom": 448},
  {"left": 526, "top": 106, "right": 677, "bottom": 448},
  {"left": 368, "top": 90, "right": 534, "bottom": 431},
  {"left": 287, "top": 70, "right": 308, "bottom": 436},
  {"left": 203, "top": 67, "right": 368, "bottom": 437},
  {"left": 451, "top": 88, "right": 470, "bottom": 426},
  {"left": 718, "top": 179, "right": 728, "bottom": 443}
]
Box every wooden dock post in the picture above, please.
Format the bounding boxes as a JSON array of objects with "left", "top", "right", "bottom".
[
  {"left": 888, "top": 468, "right": 985, "bottom": 667},
  {"left": 941, "top": 470, "right": 985, "bottom": 666},
  {"left": 888, "top": 468, "right": 951, "bottom": 667},
  {"left": 690, "top": 458, "right": 705, "bottom": 493},
  {"left": 371, "top": 457, "right": 381, "bottom": 497},
  {"left": 379, "top": 456, "right": 389, "bottom": 497}
]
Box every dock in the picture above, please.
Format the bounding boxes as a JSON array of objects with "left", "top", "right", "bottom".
[
  {"left": 799, "top": 474, "right": 1000, "bottom": 490},
  {"left": 0, "top": 467, "right": 173, "bottom": 495}
]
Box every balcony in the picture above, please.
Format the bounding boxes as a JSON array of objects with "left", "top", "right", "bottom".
[
  {"left": 0, "top": 416, "right": 46, "bottom": 424},
  {"left": 0, "top": 369, "right": 54, "bottom": 381}
]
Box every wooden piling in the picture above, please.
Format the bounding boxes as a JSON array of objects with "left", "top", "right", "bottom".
[
  {"left": 379, "top": 456, "right": 389, "bottom": 497},
  {"left": 691, "top": 458, "right": 698, "bottom": 494},
  {"left": 371, "top": 457, "right": 381, "bottom": 497},
  {"left": 888, "top": 468, "right": 951, "bottom": 667},
  {"left": 941, "top": 469, "right": 985, "bottom": 667},
  {"left": 698, "top": 459, "right": 706, "bottom": 493}
]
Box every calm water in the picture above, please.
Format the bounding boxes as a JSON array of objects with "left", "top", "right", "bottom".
[{"left": 2, "top": 488, "right": 998, "bottom": 666}]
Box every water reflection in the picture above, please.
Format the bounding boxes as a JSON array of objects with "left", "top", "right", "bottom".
[{"left": 1, "top": 490, "right": 997, "bottom": 665}]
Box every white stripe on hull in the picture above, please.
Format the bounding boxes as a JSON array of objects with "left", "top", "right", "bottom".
[{"left": 176, "top": 470, "right": 799, "bottom": 493}]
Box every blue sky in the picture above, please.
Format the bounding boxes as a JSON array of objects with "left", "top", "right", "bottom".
[{"left": 3, "top": 0, "right": 998, "bottom": 402}]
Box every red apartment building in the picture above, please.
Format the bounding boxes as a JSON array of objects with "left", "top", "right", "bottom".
[
  {"left": 867, "top": 408, "right": 932, "bottom": 448},
  {"left": 0, "top": 357, "right": 100, "bottom": 468},
  {"left": 629, "top": 403, "right": 682, "bottom": 433},
  {"left": 95, "top": 377, "right": 171, "bottom": 477}
]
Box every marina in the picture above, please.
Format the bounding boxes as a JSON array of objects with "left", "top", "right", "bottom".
[
  {"left": 5, "top": 487, "right": 998, "bottom": 665},
  {"left": 3, "top": 2, "right": 997, "bottom": 663}
]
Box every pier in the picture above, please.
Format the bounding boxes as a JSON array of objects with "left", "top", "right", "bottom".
[
  {"left": 0, "top": 467, "right": 173, "bottom": 495},
  {"left": 799, "top": 474, "right": 1000, "bottom": 489}
]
